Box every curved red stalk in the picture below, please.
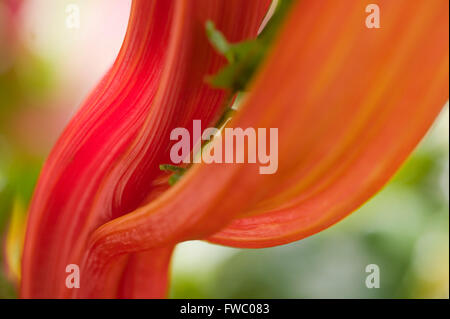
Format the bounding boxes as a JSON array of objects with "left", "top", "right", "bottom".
[
  {"left": 21, "top": 0, "right": 270, "bottom": 298},
  {"left": 209, "top": 0, "right": 449, "bottom": 247},
  {"left": 78, "top": 0, "right": 448, "bottom": 296}
]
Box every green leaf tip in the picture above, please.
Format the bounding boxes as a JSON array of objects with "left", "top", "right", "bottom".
[
  {"left": 205, "top": 0, "right": 294, "bottom": 93},
  {"left": 159, "top": 164, "right": 187, "bottom": 186}
]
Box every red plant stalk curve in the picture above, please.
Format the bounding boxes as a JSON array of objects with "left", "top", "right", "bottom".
[{"left": 20, "top": 0, "right": 448, "bottom": 298}]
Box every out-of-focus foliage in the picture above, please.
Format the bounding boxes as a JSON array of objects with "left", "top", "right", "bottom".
[
  {"left": 0, "top": 0, "right": 53, "bottom": 298},
  {"left": 0, "top": 52, "right": 48, "bottom": 299}
]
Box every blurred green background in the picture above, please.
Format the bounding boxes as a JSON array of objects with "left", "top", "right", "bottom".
[{"left": 0, "top": 0, "right": 448, "bottom": 299}]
